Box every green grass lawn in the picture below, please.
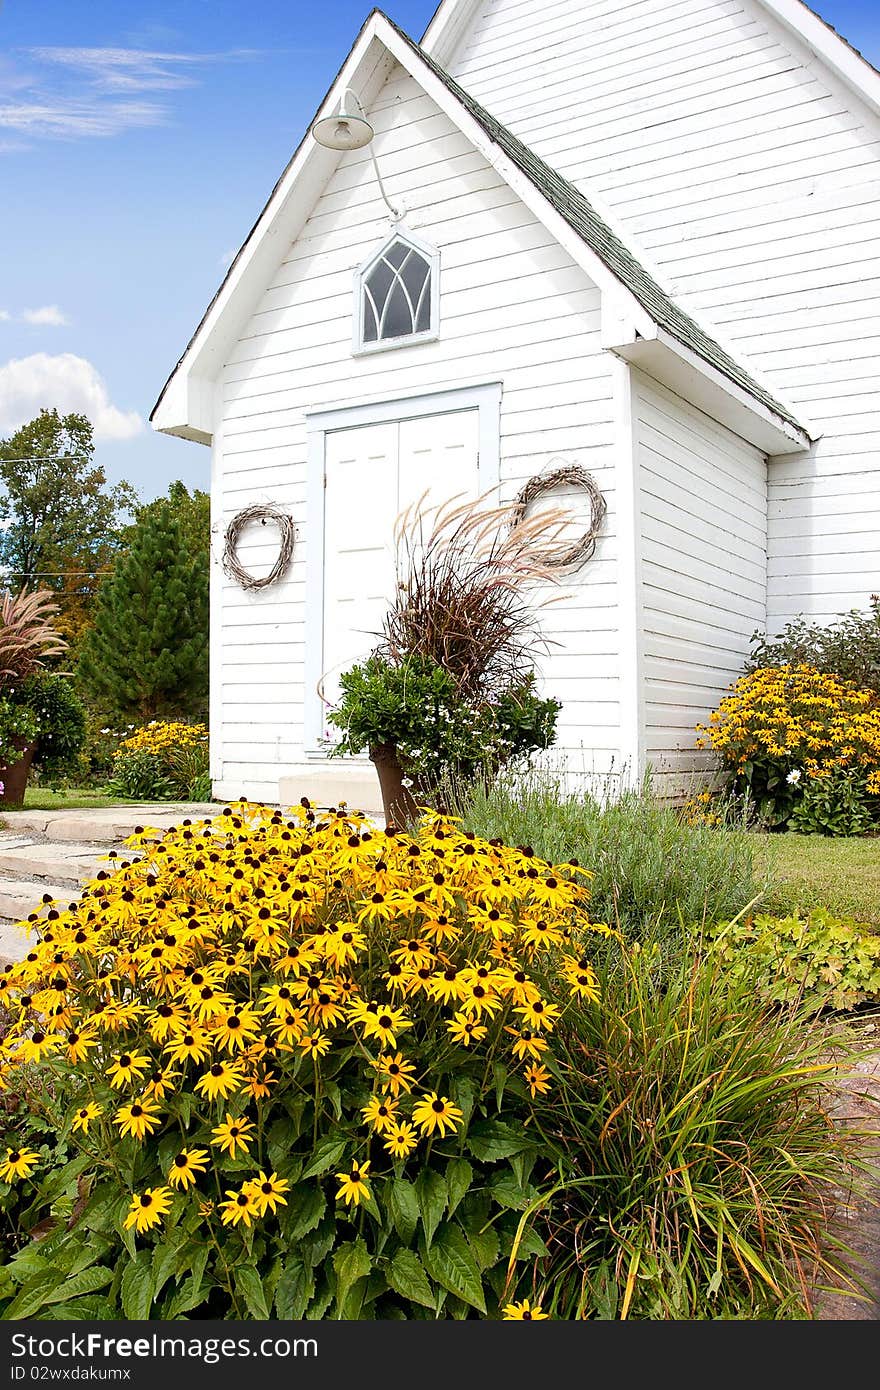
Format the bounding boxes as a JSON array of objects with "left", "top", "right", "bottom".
[
  {"left": 756, "top": 831, "right": 880, "bottom": 925},
  {"left": 2, "top": 787, "right": 149, "bottom": 812}
]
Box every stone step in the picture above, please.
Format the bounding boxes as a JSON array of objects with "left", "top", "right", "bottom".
[
  {"left": 0, "top": 838, "right": 115, "bottom": 888},
  {"left": 0, "top": 804, "right": 217, "bottom": 845},
  {"left": 0, "top": 879, "right": 72, "bottom": 964}
]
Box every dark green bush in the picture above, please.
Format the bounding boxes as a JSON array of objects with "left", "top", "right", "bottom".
[
  {"left": 14, "top": 673, "right": 86, "bottom": 779},
  {"left": 747, "top": 597, "right": 880, "bottom": 697}
]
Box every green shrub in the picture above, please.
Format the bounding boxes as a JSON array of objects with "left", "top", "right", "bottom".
[
  {"left": 107, "top": 748, "right": 176, "bottom": 801},
  {"left": 0, "top": 701, "right": 38, "bottom": 769},
  {"left": 709, "top": 907, "right": 880, "bottom": 1014},
  {"left": 107, "top": 721, "right": 210, "bottom": 802},
  {"left": 787, "top": 767, "right": 877, "bottom": 837},
  {"left": 328, "top": 655, "right": 559, "bottom": 795},
  {"left": 14, "top": 673, "right": 86, "bottom": 779},
  {"left": 748, "top": 596, "right": 880, "bottom": 698},
  {"left": 531, "top": 935, "right": 868, "bottom": 1318},
  {"left": 452, "top": 769, "right": 758, "bottom": 936}
]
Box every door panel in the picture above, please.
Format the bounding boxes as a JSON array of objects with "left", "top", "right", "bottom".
[{"left": 320, "top": 409, "right": 480, "bottom": 740}]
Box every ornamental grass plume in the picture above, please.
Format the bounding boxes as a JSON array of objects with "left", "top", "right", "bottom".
[
  {"left": 381, "top": 493, "right": 571, "bottom": 700},
  {"left": 0, "top": 587, "right": 67, "bottom": 686}
]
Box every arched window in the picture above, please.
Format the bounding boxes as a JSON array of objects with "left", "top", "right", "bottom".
[{"left": 355, "top": 231, "right": 439, "bottom": 352}]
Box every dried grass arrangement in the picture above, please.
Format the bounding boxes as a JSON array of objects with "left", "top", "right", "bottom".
[{"left": 0, "top": 588, "right": 67, "bottom": 686}]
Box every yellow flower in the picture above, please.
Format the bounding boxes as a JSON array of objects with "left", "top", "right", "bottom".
[
  {"left": 220, "top": 1186, "right": 258, "bottom": 1228},
  {"left": 411, "top": 1091, "right": 463, "bottom": 1139},
  {"left": 335, "top": 1160, "right": 371, "bottom": 1207},
  {"left": 524, "top": 1063, "right": 551, "bottom": 1097},
  {"left": 167, "top": 1147, "right": 209, "bottom": 1190},
  {"left": 371, "top": 1051, "right": 417, "bottom": 1096},
  {"left": 71, "top": 1102, "right": 102, "bottom": 1134},
  {"left": 361, "top": 1095, "right": 399, "bottom": 1133},
  {"left": 245, "top": 1170, "right": 290, "bottom": 1216},
  {"left": 211, "top": 1114, "right": 255, "bottom": 1159},
  {"left": 123, "top": 1186, "right": 172, "bottom": 1235},
  {"left": 446, "top": 1011, "right": 487, "bottom": 1047},
  {"left": 0, "top": 1146, "right": 40, "bottom": 1181},
  {"left": 502, "top": 1297, "right": 549, "bottom": 1320},
  {"left": 113, "top": 1097, "right": 162, "bottom": 1141},
  {"left": 194, "top": 1059, "right": 246, "bottom": 1102},
  {"left": 383, "top": 1121, "right": 418, "bottom": 1160}
]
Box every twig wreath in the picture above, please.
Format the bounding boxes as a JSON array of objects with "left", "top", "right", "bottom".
[
  {"left": 222, "top": 504, "right": 296, "bottom": 591},
  {"left": 510, "top": 462, "right": 607, "bottom": 567}
]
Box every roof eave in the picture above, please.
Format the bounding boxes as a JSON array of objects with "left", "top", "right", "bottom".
[{"left": 611, "top": 328, "right": 814, "bottom": 455}]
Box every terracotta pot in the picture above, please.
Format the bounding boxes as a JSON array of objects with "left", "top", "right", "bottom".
[
  {"left": 369, "top": 743, "right": 420, "bottom": 827},
  {"left": 0, "top": 736, "right": 36, "bottom": 807}
]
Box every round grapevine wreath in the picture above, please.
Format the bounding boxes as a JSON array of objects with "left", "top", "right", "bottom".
[
  {"left": 511, "top": 462, "right": 607, "bottom": 567},
  {"left": 222, "top": 504, "right": 296, "bottom": 591}
]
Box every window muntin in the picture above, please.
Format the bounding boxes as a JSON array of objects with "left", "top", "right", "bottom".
[{"left": 360, "top": 236, "right": 435, "bottom": 347}]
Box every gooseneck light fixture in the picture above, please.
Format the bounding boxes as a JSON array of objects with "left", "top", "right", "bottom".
[{"left": 311, "top": 87, "right": 404, "bottom": 220}]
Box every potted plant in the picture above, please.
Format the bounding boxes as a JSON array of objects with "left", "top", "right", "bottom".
[
  {"left": 0, "top": 588, "right": 69, "bottom": 805},
  {"left": 327, "top": 499, "right": 566, "bottom": 823}
]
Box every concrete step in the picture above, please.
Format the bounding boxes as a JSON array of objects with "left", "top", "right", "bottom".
[
  {"left": 0, "top": 803, "right": 217, "bottom": 845},
  {"left": 0, "top": 838, "right": 114, "bottom": 888}
]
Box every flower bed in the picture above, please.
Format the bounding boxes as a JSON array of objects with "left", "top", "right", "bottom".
[
  {"left": 109, "top": 720, "right": 210, "bottom": 802},
  {"left": 0, "top": 803, "right": 605, "bottom": 1319}
]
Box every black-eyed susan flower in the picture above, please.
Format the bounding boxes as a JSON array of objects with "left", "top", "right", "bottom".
[
  {"left": 64, "top": 1028, "right": 99, "bottom": 1063},
  {"left": 0, "top": 1146, "right": 40, "bottom": 1181},
  {"left": 15, "top": 1031, "right": 62, "bottom": 1064},
  {"left": 524, "top": 1063, "right": 552, "bottom": 1097},
  {"left": 220, "top": 1186, "right": 258, "bottom": 1227},
  {"left": 244, "top": 1067, "right": 276, "bottom": 1100},
  {"left": 298, "top": 1030, "right": 331, "bottom": 1059},
  {"left": 506, "top": 1027, "right": 548, "bottom": 1062},
  {"left": 71, "top": 1101, "right": 102, "bottom": 1134},
  {"left": 361, "top": 1004, "right": 410, "bottom": 1049},
  {"left": 212, "top": 1007, "right": 260, "bottom": 1054},
  {"left": 113, "top": 1097, "right": 162, "bottom": 1141},
  {"left": 361, "top": 1095, "right": 399, "bottom": 1133},
  {"left": 372, "top": 1051, "right": 416, "bottom": 1096},
  {"left": 514, "top": 999, "right": 561, "bottom": 1033},
  {"left": 383, "top": 1121, "right": 418, "bottom": 1160},
  {"left": 335, "top": 1159, "right": 371, "bottom": 1207},
  {"left": 195, "top": 1058, "right": 246, "bottom": 1102},
  {"left": 164, "top": 1026, "right": 212, "bottom": 1066},
  {"left": 123, "top": 1186, "right": 172, "bottom": 1235},
  {"left": 167, "top": 1147, "right": 209, "bottom": 1190},
  {"left": 245, "top": 1170, "right": 290, "bottom": 1216},
  {"left": 412, "top": 1091, "right": 463, "bottom": 1139},
  {"left": 211, "top": 1113, "right": 255, "bottom": 1158},
  {"left": 447, "top": 1011, "right": 487, "bottom": 1047},
  {"left": 502, "top": 1298, "right": 549, "bottom": 1320}
]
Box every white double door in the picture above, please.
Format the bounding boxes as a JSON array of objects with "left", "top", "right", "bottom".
[{"left": 321, "top": 407, "right": 482, "bottom": 735}]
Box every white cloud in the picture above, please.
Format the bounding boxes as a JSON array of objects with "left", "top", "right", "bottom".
[
  {"left": 26, "top": 46, "right": 252, "bottom": 94},
  {"left": 0, "top": 99, "right": 165, "bottom": 140},
  {"left": 0, "top": 353, "right": 142, "bottom": 440},
  {"left": 0, "top": 310, "right": 9, "bottom": 322},
  {"left": 21, "top": 305, "right": 69, "bottom": 327}
]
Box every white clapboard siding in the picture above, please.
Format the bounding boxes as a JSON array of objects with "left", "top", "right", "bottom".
[
  {"left": 450, "top": 0, "right": 880, "bottom": 626},
  {"left": 213, "top": 59, "right": 620, "bottom": 800},
  {"left": 634, "top": 373, "right": 767, "bottom": 789}
]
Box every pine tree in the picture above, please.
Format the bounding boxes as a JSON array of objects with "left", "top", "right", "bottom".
[{"left": 78, "top": 501, "right": 208, "bottom": 719}]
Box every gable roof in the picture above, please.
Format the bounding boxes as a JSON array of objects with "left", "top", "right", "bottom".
[
  {"left": 152, "top": 8, "right": 808, "bottom": 448},
  {"left": 421, "top": 0, "right": 880, "bottom": 121},
  {"left": 387, "top": 16, "right": 802, "bottom": 433}
]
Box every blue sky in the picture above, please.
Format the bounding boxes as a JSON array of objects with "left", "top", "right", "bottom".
[{"left": 1, "top": 0, "right": 878, "bottom": 504}]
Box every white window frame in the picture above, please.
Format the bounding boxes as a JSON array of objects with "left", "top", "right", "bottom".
[
  {"left": 352, "top": 226, "right": 440, "bottom": 356},
  {"left": 303, "top": 382, "right": 503, "bottom": 754}
]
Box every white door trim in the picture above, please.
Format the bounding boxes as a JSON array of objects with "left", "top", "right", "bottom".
[{"left": 304, "top": 382, "right": 502, "bottom": 754}]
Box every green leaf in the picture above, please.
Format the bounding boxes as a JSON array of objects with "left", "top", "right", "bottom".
[
  {"left": 416, "top": 1168, "right": 447, "bottom": 1247},
  {"left": 388, "top": 1178, "right": 420, "bottom": 1245},
  {"left": 43, "top": 1295, "right": 116, "bottom": 1321},
  {"left": 151, "top": 1231, "right": 188, "bottom": 1299},
  {"left": 43, "top": 1267, "right": 113, "bottom": 1307},
  {"left": 275, "top": 1260, "right": 315, "bottom": 1320},
  {"left": 387, "top": 1249, "right": 436, "bottom": 1310},
  {"left": 235, "top": 1265, "right": 270, "bottom": 1320},
  {"left": 333, "top": 1239, "right": 372, "bottom": 1313},
  {"left": 467, "top": 1120, "right": 533, "bottom": 1162},
  {"left": 468, "top": 1226, "right": 500, "bottom": 1272},
  {"left": 423, "top": 1225, "right": 486, "bottom": 1314},
  {"left": 4, "top": 1271, "right": 65, "bottom": 1319},
  {"left": 301, "top": 1137, "right": 348, "bottom": 1180},
  {"left": 493, "top": 1062, "right": 508, "bottom": 1112},
  {"left": 445, "top": 1158, "right": 473, "bottom": 1219},
  {"left": 165, "top": 1274, "right": 207, "bottom": 1318},
  {"left": 285, "top": 1183, "right": 326, "bottom": 1239},
  {"left": 120, "top": 1251, "right": 153, "bottom": 1320}
]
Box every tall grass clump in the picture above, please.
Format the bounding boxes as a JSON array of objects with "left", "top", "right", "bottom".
[
  {"left": 527, "top": 936, "right": 869, "bottom": 1319},
  {"left": 451, "top": 769, "right": 757, "bottom": 935}
]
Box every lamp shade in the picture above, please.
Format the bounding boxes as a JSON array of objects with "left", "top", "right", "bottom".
[{"left": 311, "top": 112, "right": 374, "bottom": 150}]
